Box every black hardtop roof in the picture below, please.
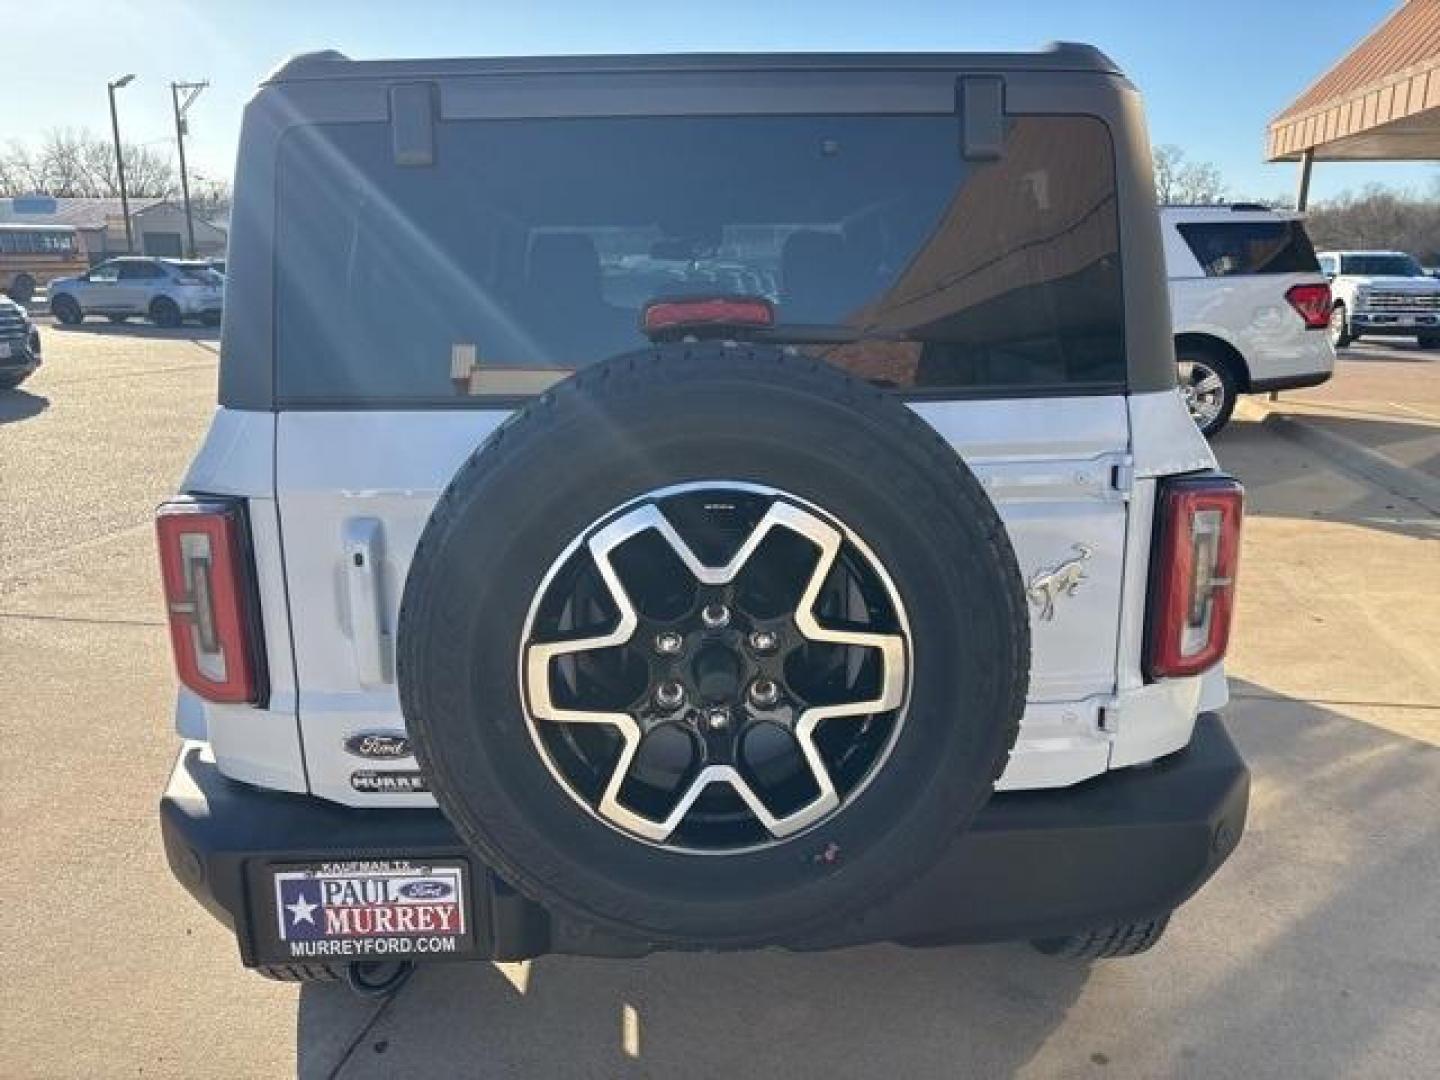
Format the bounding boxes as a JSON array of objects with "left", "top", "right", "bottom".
[{"left": 263, "top": 42, "right": 1120, "bottom": 84}]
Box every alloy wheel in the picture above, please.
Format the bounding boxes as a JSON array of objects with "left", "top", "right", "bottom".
[
  {"left": 1178, "top": 358, "right": 1226, "bottom": 431},
  {"left": 520, "top": 482, "right": 911, "bottom": 853}
]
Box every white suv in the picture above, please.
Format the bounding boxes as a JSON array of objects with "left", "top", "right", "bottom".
[
  {"left": 156, "top": 47, "right": 1249, "bottom": 989},
  {"left": 1162, "top": 206, "right": 1335, "bottom": 435},
  {"left": 47, "top": 256, "right": 224, "bottom": 328},
  {"left": 1318, "top": 250, "right": 1440, "bottom": 349}
]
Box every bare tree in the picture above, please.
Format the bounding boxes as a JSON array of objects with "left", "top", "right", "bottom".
[
  {"left": 40, "top": 129, "right": 89, "bottom": 197},
  {"left": 1152, "top": 144, "right": 1227, "bottom": 205},
  {"left": 1152, "top": 144, "right": 1184, "bottom": 204},
  {"left": 1305, "top": 185, "right": 1440, "bottom": 261},
  {"left": 121, "top": 143, "right": 181, "bottom": 199},
  {"left": 0, "top": 140, "right": 42, "bottom": 194},
  {"left": 188, "top": 176, "right": 232, "bottom": 222},
  {"left": 0, "top": 129, "right": 178, "bottom": 198}
]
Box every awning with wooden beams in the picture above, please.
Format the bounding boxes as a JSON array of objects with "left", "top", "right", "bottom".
[{"left": 1267, "top": 0, "right": 1440, "bottom": 162}]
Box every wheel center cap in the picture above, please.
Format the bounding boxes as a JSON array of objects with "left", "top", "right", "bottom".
[{"left": 691, "top": 642, "right": 744, "bottom": 702}]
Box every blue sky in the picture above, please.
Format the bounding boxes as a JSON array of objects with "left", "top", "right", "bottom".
[{"left": 9, "top": 0, "right": 1437, "bottom": 203}]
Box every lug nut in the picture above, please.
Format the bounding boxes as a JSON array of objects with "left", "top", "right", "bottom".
[
  {"left": 654, "top": 631, "right": 683, "bottom": 656},
  {"left": 701, "top": 603, "right": 731, "bottom": 630},
  {"left": 748, "top": 629, "right": 779, "bottom": 654},
  {"left": 748, "top": 678, "right": 780, "bottom": 709},
  {"left": 704, "top": 706, "right": 730, "bottom": 732},
  {"left": 654, "top": 682, "right": 686, "bottom": 710}
]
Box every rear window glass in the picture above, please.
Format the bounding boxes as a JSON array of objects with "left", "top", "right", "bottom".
[
  {"left": 1176, "top": 220, "right": 1319, "bottom": 277},
  {"left": 274, "top": 114, "right": 1124, "bottom": 403}
]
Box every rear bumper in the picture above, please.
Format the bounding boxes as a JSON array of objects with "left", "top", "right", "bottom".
[
  {"left": 176, "top": 293, "right": 223, "bottom": 315},
  {"left": 160, "top": 713, "right": 1248, "bottom": 965}
]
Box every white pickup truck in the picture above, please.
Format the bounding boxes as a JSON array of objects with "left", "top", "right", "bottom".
[{"left": 1319, "top": 249, "right": 1440, "bottom": 349}]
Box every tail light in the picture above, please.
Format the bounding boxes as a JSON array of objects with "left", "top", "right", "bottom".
[
  {"left": 156, "top": 497, "right": 266, "bottom": 704},
  {"left": 1285, "top": 282, "right": 1332, "bottom": 329},
  {"left": 1145, "top": 475, "right": 1244, "bottom": 679}
]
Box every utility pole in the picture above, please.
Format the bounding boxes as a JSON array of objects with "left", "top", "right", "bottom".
[
  {"left": 170, "top": 80, "right": 208, "bottom": 258},
  {"left": 107, "top": 74, "right": 136, "bottom": 253}
]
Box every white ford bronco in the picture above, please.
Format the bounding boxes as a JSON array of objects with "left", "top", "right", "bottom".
[{"left": 157, "top": 45, "right": 1249, "bottom": 990}]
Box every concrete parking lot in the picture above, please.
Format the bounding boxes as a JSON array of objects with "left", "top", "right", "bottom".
[{"left": 1, "top": 327, "right": 1436, "bottom": 1078}]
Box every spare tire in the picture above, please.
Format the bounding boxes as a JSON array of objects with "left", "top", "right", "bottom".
[{"left": 399, "top": 345, "right": 1029, "bottom": 948}]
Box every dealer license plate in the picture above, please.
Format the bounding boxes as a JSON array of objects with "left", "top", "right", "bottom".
[{"left": 270, "top": 859, "right": 474, "bottom": 962}]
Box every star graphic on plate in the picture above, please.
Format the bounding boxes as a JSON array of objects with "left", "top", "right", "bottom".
[{"left": 286, "top": 895, "right": 319, "bottom": 927}]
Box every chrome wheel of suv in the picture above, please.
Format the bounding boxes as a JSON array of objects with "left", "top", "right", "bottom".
[
  {"left": 1179, "top": 358, "right": 1228, "bottom": 433},
  {"left": 521, "top": 482, "right": 910, "bottom": 853}
]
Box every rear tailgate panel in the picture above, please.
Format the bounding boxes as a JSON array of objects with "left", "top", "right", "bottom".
[{"left": 276, "top": 396, "right": 1132, "bottom": 806}]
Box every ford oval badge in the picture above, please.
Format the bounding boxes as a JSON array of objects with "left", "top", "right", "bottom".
[
  {"left": 344, "top": 732, "right": 413, "bottom": 760},
  {"left": 399, "top": 880, "right": 453, "bottom": 900}
]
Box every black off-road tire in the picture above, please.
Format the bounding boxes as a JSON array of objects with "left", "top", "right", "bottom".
[
  {"left": 51, "top": 294, "right": 82, "bottom": 325},
  {"left": 150, "top": 296, "right": 182, "bottom": 328},
  {"left": 255, "top": 963, "right": 341, "bottom": 983},
  {"left": 1032, "top": 915, "right": 1171, "bottom": 959},
  {"left": 399, "top": 344, "right": 1030, "bottom": 950}
]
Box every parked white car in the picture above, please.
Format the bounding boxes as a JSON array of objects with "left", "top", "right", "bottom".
[
  {"left": 1162, "top": 206, "right": 1335, "bottom": 435},
  {"left": 47, "top": 256, "right": 224, "bottom": 328},
  {"left": 1317, "top": 250, "right": 1440, "bottom": 349}
]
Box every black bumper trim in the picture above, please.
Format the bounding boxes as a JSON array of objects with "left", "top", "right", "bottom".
[
  {"left": 160, "top": 714, "right": 1248, "bottom": 963},
  {"left": 1345, "top": 322, "right": 1439, "bottom": 337},
  {"left": 1249, "top": 369, "right": 1333, "bottom": 393}
]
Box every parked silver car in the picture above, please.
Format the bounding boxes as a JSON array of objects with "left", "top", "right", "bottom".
[{"left": 48, "top": 257, "right": 224, "bottom": 328}]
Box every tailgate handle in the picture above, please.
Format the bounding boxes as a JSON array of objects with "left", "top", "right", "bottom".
[{"left": 343, "top": 518, "right": 392, "bottom": 686}]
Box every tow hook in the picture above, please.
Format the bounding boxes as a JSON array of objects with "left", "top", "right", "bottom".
[{"left": 345, "top": 959, "right": 416, "bottom": 998}]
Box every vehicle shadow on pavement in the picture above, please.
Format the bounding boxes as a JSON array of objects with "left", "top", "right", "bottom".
[
  {"left": 1214, "top": 416, "right": 1437, "bottom": 539},
  {"left": 1262, "top": 412, "right": 1436, "bottom": 475},
  {"left": 45, "top": 321, "right": 220, "bottom": 342},
  {"left": 1097, "top": 681, "right": 1440, "bottom": 1078},
  {"left": 0, "top": 388, "right": 49, "bottom": 424},
  {"left": 293, "top": 683, "right": 1439, "bottom": 1078},
  {"left": 295, "top": 939, "right": 1089, "bottom": 1078}
]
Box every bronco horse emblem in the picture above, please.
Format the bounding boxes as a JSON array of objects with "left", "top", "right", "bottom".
[{"left": 1026, "top": 544, "right": 1094, "bottom": 621}]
